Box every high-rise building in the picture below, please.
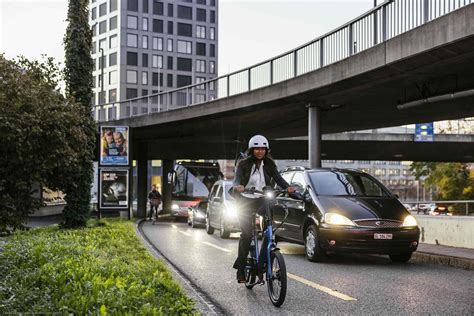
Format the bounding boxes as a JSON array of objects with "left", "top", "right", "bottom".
[{"left": 90, "top": 0, "right": 218, "bottom": 112}]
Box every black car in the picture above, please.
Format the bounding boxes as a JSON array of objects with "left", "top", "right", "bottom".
[
  {"left": 273, "top": 167, "right": 420, "bottom": 263},
  {"left": 187, "top": 200, "right": 208, "bottom": 228}
]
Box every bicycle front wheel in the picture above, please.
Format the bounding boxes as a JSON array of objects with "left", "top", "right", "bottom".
[{"left": 267, "top": 250, "right": 287, "bottom": 307}]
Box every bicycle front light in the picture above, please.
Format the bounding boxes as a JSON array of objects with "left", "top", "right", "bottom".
[{"left": 265, "top": 191, "right": 274, "bottom": 199}]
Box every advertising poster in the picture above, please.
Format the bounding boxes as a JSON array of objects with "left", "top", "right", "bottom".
[
  {"left": 100, "top": 126, "right": 129, "bottom": 165},
  {"left": 100, "top": 169, "right": 129, "bottom": 209}
]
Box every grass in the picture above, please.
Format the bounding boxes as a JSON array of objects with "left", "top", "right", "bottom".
[{"left": 0, "top": 218, "right": 196, "bottom": 315}]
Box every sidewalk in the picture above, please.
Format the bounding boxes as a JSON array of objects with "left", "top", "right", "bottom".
[
  {"left": 413, "top": 243, "right": 474, "bottom": 270},
  {"left": 23, "top": 216, "right": 474, "bottom": 270}
]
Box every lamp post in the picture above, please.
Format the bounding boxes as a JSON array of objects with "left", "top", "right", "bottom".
[{"left": 99, "top": 47, "right": 105, "bottom": 106}]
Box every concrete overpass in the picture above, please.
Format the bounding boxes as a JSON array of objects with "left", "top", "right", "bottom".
[{"left": 97, "top": 2, "right": 474, "bottom": 162}]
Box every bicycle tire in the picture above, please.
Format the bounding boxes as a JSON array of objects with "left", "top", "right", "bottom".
[
  {"left": 245, "top": 257, "right": 256, "bottom": 289},
  {"left": 267, "top": 250, "right": 287, "bottom": 307}
]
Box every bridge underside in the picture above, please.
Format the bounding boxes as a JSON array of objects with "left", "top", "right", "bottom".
[{"left": 116, "top": 5, "right": 474, "bottom": 161}]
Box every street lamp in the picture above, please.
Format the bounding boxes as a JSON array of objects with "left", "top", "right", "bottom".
[{"left": 99, "top": 47, "right": 105, "bottom": 106}]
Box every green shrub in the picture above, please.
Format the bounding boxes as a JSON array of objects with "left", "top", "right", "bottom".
[{"left": 0, "top": 219, "right": 196, "bottom": 314}]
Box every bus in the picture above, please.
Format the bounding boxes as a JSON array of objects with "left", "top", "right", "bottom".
[{"left": 170, "top": 161, "right": 223, "bottom": 219}]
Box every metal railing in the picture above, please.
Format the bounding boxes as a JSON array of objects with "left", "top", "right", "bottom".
[
  {"left": 94, "top": 0, "right": 474, "bottom": 122},
  {"left": 403, "top": 200, "right": 474, "bottom": 216}
]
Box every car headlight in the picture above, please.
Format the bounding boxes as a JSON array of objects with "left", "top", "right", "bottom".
[
  {"left": 225, "top": 207, "right": 238, "bottom": 218},
  {"left": 324, "top": 213, "right": 355, "bottom": 226},
  {"left": 171, "top": 204, "right": 179, "bottom": 211},
  {"left": 402, "top": 215, "right": 418, "bottom": 227}
]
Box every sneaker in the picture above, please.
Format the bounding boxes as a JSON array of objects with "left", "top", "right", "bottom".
[
  {"left": 257, "top": 274, "right": 265, "bottom": 285},
  {"left": 236, "top": 269, "right": 246, "bottom": 283}
]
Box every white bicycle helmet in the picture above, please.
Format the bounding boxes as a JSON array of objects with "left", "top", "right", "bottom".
[{"left": 248, "top": 135, "right": 269, "bottom": 149}]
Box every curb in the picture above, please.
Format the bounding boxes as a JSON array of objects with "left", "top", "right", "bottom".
[{"left": 412, "top": 252, "right": 474, "bottom": 270}]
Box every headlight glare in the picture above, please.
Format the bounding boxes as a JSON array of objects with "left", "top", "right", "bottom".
[
  {"left": 324, "top": 213, "right": 355, "bottom": 226},
  {"left": 225, "top": 207, "right": 238, "bottom": 218},
  {"left": 402, "top": 215, "right": 418, "bottom": 227},
  {"left": 171, "top": 204, "right": 179, "bottom": 210}
]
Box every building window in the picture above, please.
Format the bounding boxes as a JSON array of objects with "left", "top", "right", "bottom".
[
  {"left": 99, "top": 38, "right": 106, "bottom": 50},
  {"left": 142, "top": 71, "right": 148, "bottom": 85},
  {"left": 109, "top": 52, "right": 117, "bottom": 66},
  {"left": 196, "top": 77, "right": 206, "bottom": 89},
  {"left": 152, "top": 55, "right": 163, "bottom": 68},
  {"left": 153, "top": 1, "right": 164, "bottom": 15},
  {"left": 196, "top": 42, "right": 206, "bottom": 56},
  {"left": 210, "top": 10, "right": 215, "bottom": 23},
  {"left": 153, "top": 19, "right": 163, "bottom": 33},
  {"left": 197, "top": 0, "right": 206, "bottom": 4},
  {"left": 98, "top": 55, "right": 107, "bottom": 69},
  {"left": 99, "top": 21, "right": 107, "bottom": 34},
  {"left": 177, "top": 5, "right": 192, "bottom": 19},
  {"left": 142, "top": 0, "right": 148, "bottom": 13},
  {"left": 127, "top": 52, "right": 138, "bottom": 66},
  {"left": 177, "top": 57, "right": 192, "bottom": 71},
  {"left": 128, "top": 0, "right": 138, "bottom": 11},
  {"left": 167, "top": 3, "right": 173, "bottom": 17},
  {"left": 110, "top": 0, "right": 118, "bottom": 12},
  {"left": 167, "top": 74, "right": 173, "bottom": 87},
  {"left": 126, "top": 88, "right": 138, "bottom": 99},
  {"left": 110, "top": 16, "right": 117, "bottom": 30},
  {"left": 152, "top": 37, "right": 163, "bottom": 50},
  {"left": 142, "top": 53, "right": 148, "bottom": 67},
  {"left": 167, "top": 21, "right": 173, "bottom": 34},
  {"left": 109, "top": 35, "right": 117, "bottom": 48},
  {"left": 210, "top": 27, "right": 215, "bottom": 40},
  {"left": 209, "top": 61, "right": 215, "bottom": 74},
  {"left": 99, "top": 3, "right": 107, "bottom": 17},
  {"left": 91, "top": 7, "right": 96, "bottom": 20},
  {"left": 127, "top": 33, "right": 138, "bottom": 47},
  {"left": 177, "top": 40, "right": 192, "bottom": 54},
  {"left": 152, "top": 72, "right": 163, "bottom": 86},
  {"left": 177, "top": 22, "right": 192, "bottom": 37},
  {"left": 210, "top": 0, "right": 216, "bottom": 6},
  {"left": 167, "top": 39, "right": 173, "bottom": 52},
  {"left": 109, "top": 89, "right": 117, "bottom": 102},
  {"left": 196, "top": 60, "right": 206, "bottom": 73},
  {"left": 209, "top": 80, "right": 215, "bottom": 91},
  {"left": 91, "top": 41, "right": 96, "bottom": 54},
  {"left": 127, "top": 70, "right": 138, "bottom": 84},
  {"left": 196, "top": 25, "right": 206, "bottom": 38},
  {"left": 196, "top": 8, "right": 206, "bottom": 22},
  {"left": 109, "top": 71, "right": 117, "bottom": 84},
  {"left": 142, "top": 35, "right": 148, "bottom": 49},
  {"left": 177, "top": 75, "right": 192, "bottom": 88},
  {"left": 92, "top": 24, "right": 97, "bottom": 37},
  {"left": 167, "top": 56, "right": 173, "bottom": 69},
  {"left": 142, "top": 17, "right": 148, "bottom": 31},
  {"left": 210, "top": 44, "right": 215, "bottom": 57},
  {"left": 127, "top": 15, "right": 138, "bottom": 29},
  {"left": 374, "top": 169, "right": 386, "bottom": 176}
]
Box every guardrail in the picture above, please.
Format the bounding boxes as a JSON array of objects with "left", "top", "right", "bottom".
[
  {"left": 402, "top": 200, "right": 474, "bottom": 216},
  {"left": 94, "top": 0, "right": 474, "bottom": 122}
]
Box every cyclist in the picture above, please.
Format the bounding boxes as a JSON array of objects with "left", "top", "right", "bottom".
[{"left": 232, "top": 135, "right": 295, "bottom": 283}]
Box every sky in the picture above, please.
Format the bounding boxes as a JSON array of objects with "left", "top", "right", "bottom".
[{"left": 0, "top": 0, "right": 378, "bottom": 75}]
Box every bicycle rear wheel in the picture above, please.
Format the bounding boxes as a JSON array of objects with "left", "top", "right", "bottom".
[
  {"left": 245, "top": 257, "right": 256, "bottom": 289},
  {"left": 267, "top": 250, "right": 287, "bottom": 307}
]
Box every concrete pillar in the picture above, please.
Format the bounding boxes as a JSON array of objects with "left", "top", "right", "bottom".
[
  {"left": 308, "top": 104, "right": 322, "bottom": 168},
  {"left": 137, "top": 144, "right": 148, "bottom": 218},
  {"left": 162, "top": 159, "right": 174, "bottom": 213}
]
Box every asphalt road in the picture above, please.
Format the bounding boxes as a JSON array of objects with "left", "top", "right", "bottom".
[{"left": 141, "top": 220, "right": 473, "bottom": 315}]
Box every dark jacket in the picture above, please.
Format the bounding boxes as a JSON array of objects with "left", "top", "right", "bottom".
[
  {"left": 233, "top": 156, "right": 289, "bottom": 189},
  {"left": 148, "top": 189, "right": 162, "bottom": 200}
]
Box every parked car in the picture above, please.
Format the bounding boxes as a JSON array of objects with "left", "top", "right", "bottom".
[
  {"left": 429, "top": 204, "right": 452, "bottom": 216},
  {"left": 205, "top": 180, "right": 262, "bottom": 238},
  {"left": 187, "top": 200, "right": 208, "bottom": 228},
  {"left": 273, "top": 167, "right": 420, "bottom": 263},
  {"left": 416, "top": 203, "right": 435, "bottom": 215}
]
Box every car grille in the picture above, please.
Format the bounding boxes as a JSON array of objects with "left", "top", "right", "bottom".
[{"left": 354, "top": 220, "right": 402, "bottom": 228}]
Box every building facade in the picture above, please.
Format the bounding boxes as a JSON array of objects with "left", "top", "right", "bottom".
[{"left": 90, "top": 0, "right": 218, "bottom": 113}]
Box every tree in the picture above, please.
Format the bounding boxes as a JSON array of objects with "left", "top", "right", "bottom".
[
  {"left": 0, "top": 55, "right": 91, "bottom": 232},
  {"left": 63, "top": 0, "right": 96, "bottom": 227}
]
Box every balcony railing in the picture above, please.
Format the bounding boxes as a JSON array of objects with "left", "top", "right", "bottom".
[{"left": 94, "top": 0, "right": 474, "bottom": 122}]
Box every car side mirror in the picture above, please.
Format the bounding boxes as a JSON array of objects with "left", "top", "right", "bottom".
[
  {"left": 303, "top": 185, "right": 313, "bottom": 202},
  {"left": 394, "top": 193, "right": 400, "bottom": 199},
  {"left": 167, "top": 171, "right": 176, "bottom": 185}
]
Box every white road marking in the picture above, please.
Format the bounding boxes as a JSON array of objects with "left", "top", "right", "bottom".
[
  {"left": 171, "top": 224, "right": 178, "bottom": 229},
  {"left": 288, "top": 273, "right": 357, "bottom": 301},
  {"left": 179, "top": 231, "right": 192, "bottom": 236},
  {"left": 202, "top": 241, "right": 231, "bottom": 252}
]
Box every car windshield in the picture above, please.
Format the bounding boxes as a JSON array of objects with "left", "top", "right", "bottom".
[{"left": 309, "top": 171, "right": 389, "bottom": 197}]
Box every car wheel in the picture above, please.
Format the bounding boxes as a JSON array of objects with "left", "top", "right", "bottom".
[
  {"left": 304, "top": 225, "right": 325, "bottom": 262},
  {"left": 220, "top": 218, "right": 230, "bottom": 239},
  {"left": 206, "top": 213, "right": 214, "bottom": 235},
  {"left": 389, "top": 252, "right": 413, "bottom": 263}
]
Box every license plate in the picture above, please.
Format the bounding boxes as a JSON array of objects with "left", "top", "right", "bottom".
[{"left": 374, "top": 233, "right": 393, "bottom": 240}]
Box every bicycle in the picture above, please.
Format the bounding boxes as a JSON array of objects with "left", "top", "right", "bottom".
[{"left": 241, "top": 187, "right": 290, "bottom": 307}]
